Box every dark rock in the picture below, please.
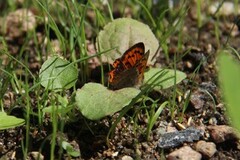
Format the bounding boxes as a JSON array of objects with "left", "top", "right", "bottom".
[{"left": 158, "top": 127, "right": 203, "bottom": 149}]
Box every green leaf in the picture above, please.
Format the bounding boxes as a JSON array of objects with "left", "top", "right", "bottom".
[
  {"left": 97, "top": 18, "right": 159, "bottom": 65},
  {"left": 0, "top": 112, "right": 25, "bottom": 130},
  {"left": 42, "top": 95, "right": 69, "bottom": 114},
  {"left": 61, "top": 141, "right": 80, "bottom": 157},
  {"left": 75, "top": 83, "right": 140, "bottom": 120},
  {"left": 146, "top": 101, "right": 168, "bottom": 140},
  {"left": 39, "top": 56, "right": 78, "bottom": 91},
  {"left": 218, "top": 52, "right": 240, "bottom": 131},
  {"left": 42, "top": 105, "right": 63, "bottom": 114},
  {"left": 144, "top": 67, "right": 186, "bottom": 90}
]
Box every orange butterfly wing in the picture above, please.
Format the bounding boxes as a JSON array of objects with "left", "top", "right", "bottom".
[{"left": 108, "top": 42, "right": 149, "bottom": 90}]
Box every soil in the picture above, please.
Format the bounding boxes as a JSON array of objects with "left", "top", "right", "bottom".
[{"left": 1, "top": 1, "right": 240, "bottom": 160}]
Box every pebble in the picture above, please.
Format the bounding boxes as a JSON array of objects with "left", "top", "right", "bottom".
[
  {"left": 156, "top": 121, "right": 168, "bottom": 136},
  {"left": 28, "top": 151, "right": 44, "bottom": 160},
  {"left": 166, "top": 125, "right": 178, "bottom": 133},
  {"left": 167, "top": 146, "right": 202, "bottom": 160},
  {"left": 142, "top": 142, "right": 149, "bottom": 151},
  {"left": 135, "top": 148, "right": 142, "bottom": 157},
  {"left": 207, "top": 125, "right": 237, "bottom": 143},
  {"left": 122, "top": 155, "right": 133, "bottom": 160},
  {"left": 190, "top": 90, "right": 205, "bottom": 110},
  {"left": 5, "top": 9, "right": 36, "bottom": 38},
  {"left": 123, "top": 148, "right": 133, "bottom": 155},
  {"left": 112, "top": 151, "right": 119, "bottom": 158},
  {"left": 196, "top": 140, "right": 217, "bottom": 158},
  {"left": 199, "top": 82, "right": 217, "bottom": 93},
  {"left": 226, "top": 23, "right": 239, "bottom": 37},
  {"left": 208, "top": 2, "right": 240, "bottom": 16},
  {"left": 3, "top": 92, "right": 14, "bottom": 109},
  {"left": 208, "top": 117, "right": 218, "bottom": 125}
]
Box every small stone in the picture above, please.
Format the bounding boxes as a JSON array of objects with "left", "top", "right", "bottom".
[
  {"left": 208, "top": 2, "right": 240, "bottom": 16},
  {"left": 206, "top": 44, "right": 213, "bottom": 53},
  {"left": 167, "top": 146, "right": 202, "bottom": 160},
  {"left": 199, "top": 82, "right": 217, "bottom": 93},
  {"left": 135, "top": 148, "right": 142, "bottom": 157},
  {"left": 122, "top": 155, "right": 133, "bottom": 160},
  {"left": 123, "top": 148, "right": 133, "bottom": 155},
  {"left": 103, "top": 149, "right": 114, "bottom": 157},
  {"left": 227, "top": 23, "right": 239, "bottom": 37},
  {"left": 196, "top": 125, "right": 206, "bottom": 135},
  {"left": 3, "top": 92, "right": 15, "bottom": 109},
  {"left": 190, "top": 90, "right": 205, "bottom": 110},
  {"left": 208, "top": 117, "right": 217, "bottom": 125},
  {"left": 5, "top": 9, "right": 36, "bottom": 38},
  {"left": 156, "top": 121, "right": 168, "bottom": 136},
  {"left": 196, "top": 140, "right": 217, "bottom": 158},
  {"left": 167, "top": 122, "right": 178, "bottom": 133},
  {"left": 50, "top": 40, "right": 62, "bottom": 54},
  {"left": 29, "top": 151, "right": 44, "bottom": 160},
  {"left": 141, "top": 142, "right": 152, "bottom": 153},
  {"left": 142, "top": 142, "right": 149, "bottom": 150},
  {"left": 207, "top": 125, "right": 237, "bottom": 143},
  {"left": 237, "top": 140, "right": 240, "bottom": 150},
  {"left": 0, "top": 141, "right": 5, "bottom": 153},
  {"left": 112, "top": 151, "right": 119, "bottom": 157}
]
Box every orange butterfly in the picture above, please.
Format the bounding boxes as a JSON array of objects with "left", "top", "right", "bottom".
[{"left": 108, "top": 42, "right": 149, "bottom": 90}]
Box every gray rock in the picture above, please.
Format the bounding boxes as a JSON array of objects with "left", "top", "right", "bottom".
[{"left": 158, "top": 127, "right": 203, "bottom": 149}]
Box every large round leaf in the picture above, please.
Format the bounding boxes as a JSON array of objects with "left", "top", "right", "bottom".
[
  {"left": 75, "top": 83, "right": 140, "bottom": 120},
  {"left": 39, "top": 56, "right": 78, "bottom": 90},
  {"left": 144, "top": 67, "right": 186, "bottom": 90},
  {"left": 0, "top": 112, "right": 25, "bottom": 130},
  {"left": 97, "top": 18, "right": 159, "bottom": 65}
]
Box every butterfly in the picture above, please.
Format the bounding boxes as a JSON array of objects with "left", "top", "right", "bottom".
[{"left": 108, "top": 42, "right": 149, "bottom": 90}]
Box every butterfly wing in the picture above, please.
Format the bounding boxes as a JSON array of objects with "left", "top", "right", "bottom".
[
  {"left": 135, "top": 50, "right": 149, "bottom": 84},
  {"left": 120, "top": 42, "right": 145, "bottom": 69},
  {"left": 109, "top": 67, "right": 139, "bottom": 90},
  {"left": 108, "top": 43, "right": 149, "bottom": 90}
]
